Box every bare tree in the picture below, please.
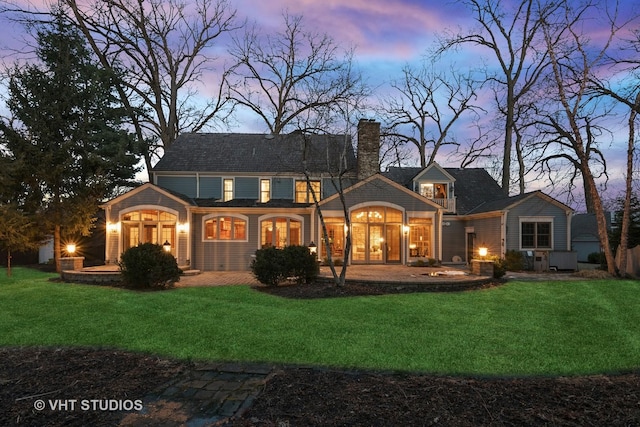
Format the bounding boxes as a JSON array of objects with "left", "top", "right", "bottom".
[
  {"left": 379, "top": 62, "right": 482, "bottom": 168},
  {"left": 439, "top": 0, "right": 563, "bottom": 193},
  {"left": 61, "top": 0, "right": 238, "bottom": 175},
  {"left": 227, "top": 12, "right": 365, "bottom": 135},
  {"left": 534, "top": 0, "right": 637, "bottom": 276}
]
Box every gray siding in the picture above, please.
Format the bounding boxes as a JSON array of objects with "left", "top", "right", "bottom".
[
  {"left": 191, "top": 211, "right": 312, "bottom": 271},
  {"left": 199, "top": 176, "right": 221, "bottom": 199},
  {"left": 273, "top": 177, "right": 293, "bottom": 199},
  {"left": 441, "top": 219, "right": 467, "bottom": 263},
  {"left": 468, "top": 216, "right": 502, "bottom": 258},
  {"left": 157, "top": 175, "right": 197, "bottom": 198},
  {"left": 321, "top": 178, "right": 440, "bottom": 213},
  {"left": 235, "top": 177, "right": 259, "bottom": 199},
  {"left": 415, "top": 167, "right": 452, "bottom": 182},
  {"left": 506, "top": 196, "right": 570, "bottom": 251}
]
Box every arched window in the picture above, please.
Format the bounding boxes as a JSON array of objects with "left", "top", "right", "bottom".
[
  {"left": 121, "top": 208, "right": 177, "bottom": 253},
  {"left": 260, "top": 217, "right": 301, "bottom": 248},
  {"left": 203, "top": 215, "right": 248, "bottom": 241}
]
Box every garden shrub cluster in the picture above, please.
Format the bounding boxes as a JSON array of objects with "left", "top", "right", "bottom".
[
  {"left": 503, "top": 250, "right": 524, "bottom": 271},
  {"left": 118, "top": 243, "right": 182, "bottom": 289},
  {"left": 251, "top": 245, "right": 319, "bottom": 286}
]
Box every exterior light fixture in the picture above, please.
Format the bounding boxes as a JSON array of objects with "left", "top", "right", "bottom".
[
  {"left": 163, "top": 240, "right": 172, "bottom": 253},
  {"left": 403, "top": 225, "right": 410, "bottom": 235},
  {"left": 478, "top": 245, "right": 488, "bottom": 259},
  {"left": 308, "top": 241, "right": 317, "bottom": 255},
  {"left": 177, "top": 222, "right": 189, "bottom": 234},
  {"left": 107, "top": 222, "right": 119, "bottom": 233},
  {"left": 66, "top": 243, "right": 76, "bottom": 255}
]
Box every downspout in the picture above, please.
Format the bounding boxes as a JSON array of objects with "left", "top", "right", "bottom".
[
  {"left": 566, "top": 210, "right": 572, "bottom": 252},
  {"left": 104, "top": 205, "right": 111, "bottom": 264}
]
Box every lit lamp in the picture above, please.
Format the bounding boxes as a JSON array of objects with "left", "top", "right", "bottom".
[
  {"left": 66, "top": 243, "right": 76, "bottom": 255},
  {"left": 478, "top": 245, "right": 488, "bottom": 259},
  {"left": 163, "top": 240, "right": 172, "bottom": 253},
  {"left": 308, "top": 241, "right": 317, "bottom": 255},
  {"left": 403, "top": 225, "right": 410, "bottom": 235}
]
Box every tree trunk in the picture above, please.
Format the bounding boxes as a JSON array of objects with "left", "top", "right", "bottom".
[
  {"left": 54, "top": 224, "right": 62, "bottom": 273},
  {"left": 6, "top": 249, "right": 11, "bottom": 277}
]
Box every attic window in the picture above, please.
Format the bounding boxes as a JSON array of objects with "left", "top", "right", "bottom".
[{"left": 420, "top": 183, "right": 447, "bottom": 199}]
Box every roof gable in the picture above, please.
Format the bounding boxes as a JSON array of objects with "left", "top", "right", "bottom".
[
  {"left": 319, "top": 173, "right": 443, "bottom": 210},
  {"left": 152, "top": 133, "right": 357, "bottom": 175},
  {"left": 101, "top": 183, "right": 194, "bottom": 208},
  {"left": 414, "top": 162, "right": 456, "bottom": 182},
  {"left": 466, "top": 190, "right": 572, "bottom": 215}
]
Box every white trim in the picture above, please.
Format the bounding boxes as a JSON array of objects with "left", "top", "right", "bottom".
[
  {"left": 257, "top": 214, "right": 306, "bottom": 249},
  {"left": 201, "top": 213, "right": 249, "bottom": 242},
  {"left": 519, "top": 216, "right": 554, "bottom": 251}
]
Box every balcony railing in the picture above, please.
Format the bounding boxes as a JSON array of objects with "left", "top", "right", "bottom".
[{"left": 430, "top": 197, "right": 456, "bottom": 212}]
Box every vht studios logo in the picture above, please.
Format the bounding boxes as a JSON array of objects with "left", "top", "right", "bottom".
[{"left": 33, "top": 399, "right": 143, "bottom": 412}]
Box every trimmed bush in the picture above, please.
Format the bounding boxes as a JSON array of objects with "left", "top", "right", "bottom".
[
  {"left": 251, "top": 245, "right": 319, "bottom": 286},
  {"left": 118, "top": 243, "right": 181, "bottom": 289},
  {"left": 491, "top": 256, "right": 507, "bottom": 279}
]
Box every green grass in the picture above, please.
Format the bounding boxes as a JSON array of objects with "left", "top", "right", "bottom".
[{"left": 1, "top": 267, "right": 639, "bottom": 376}]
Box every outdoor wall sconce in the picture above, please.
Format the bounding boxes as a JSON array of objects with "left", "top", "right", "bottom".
[
  {"left": 403, "top": 225, "right": 410, "bottom": 235},
  {"left": 66, "top": 243, "right": 76, "bottom": 255},
  {"left": 308, "top": 241, "right": 317, "bottom": 255},
  {"left": 177, "top": 222, "right": 189, "bottom": 234},
  {"left": 478, "top": 245, "right": 488, "bottom": 259},
  {"left": 107, "top": 222, "right": 119, "bottom": 233},
  {"left": 163, "top": 240, "right": 172, "bottom": 253}
]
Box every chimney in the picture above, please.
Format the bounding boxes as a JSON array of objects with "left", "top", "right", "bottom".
[{"left": 357, "top": 119, "right": 380, "bottom": 180}]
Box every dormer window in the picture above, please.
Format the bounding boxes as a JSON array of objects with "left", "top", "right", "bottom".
[{"left": 420, "top": 183, "right": 447, "bottom": 199}]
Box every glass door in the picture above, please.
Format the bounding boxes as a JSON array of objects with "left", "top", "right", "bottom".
[
  {"left": 369, "top": 225, "right": 384, "bottom": 263},
  {"left": 386, "top": 225, "right": 401, "bottom": 263},
  {"left": 352, "top": 223, "right": 367, "bottom": 262}
]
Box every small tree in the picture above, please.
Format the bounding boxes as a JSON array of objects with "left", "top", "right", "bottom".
[
  {"left": 118, "top": 243, "right": 181, "bottom": 289},
  {"left": 0, "top": 204, "right": 43, "bottom": 277}
]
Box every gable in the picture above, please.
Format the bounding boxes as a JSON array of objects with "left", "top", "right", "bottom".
[
  {"left": 319, "top": 174, "right": 442, "bottom": 212},
  {"left": 414, "top": 163, "right": 456, "bottom": 182}
]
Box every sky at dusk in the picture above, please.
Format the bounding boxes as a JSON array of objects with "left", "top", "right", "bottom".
[{"left": 0, "top": 0, "right": 638, "bottom": 211}]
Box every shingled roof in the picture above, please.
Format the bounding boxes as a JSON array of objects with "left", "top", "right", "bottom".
[
  {"left": 383, "top": 166, "right": 508, "bottom": 214},
  {"left": 153, "top": 133, "right": 356, "bottom": 174}
]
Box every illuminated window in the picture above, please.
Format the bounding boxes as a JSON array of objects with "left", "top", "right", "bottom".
[
  {"left": 295, "top": 180, "right": 320, "bottom": 203},
  {"left": 223, "top": 179, "right": 233, "bottom": 202},
  {"left": 204, "top": 215, "right": 247, "bottom": 241},
  {"left": 120, "top": 209, "right": 177, "bottom": 254},
  {"left": 260, "top": 217, "right": 301, "bottom": 248},
  {"left": 260, "top": 179, "right": 271, "bottom": 203}
]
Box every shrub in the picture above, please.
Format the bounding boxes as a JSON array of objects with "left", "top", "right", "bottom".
[
  {"left": 118, "top": 243, "right": 181, "bottom": 289},
  {"left": 587, "top": 252, "right": 606, "bottom": 265},
  {"left": 503, "top": 250, "right": 524, "bottom": 271},
  {"left": 251, "top": 245, "right": 319, "bottom": 286},
  {"left": 491, "top": 256, "right": 507, "bottom": 279},
  {"left": 283, "top": 245, "right": 319, "bottom": 284}
]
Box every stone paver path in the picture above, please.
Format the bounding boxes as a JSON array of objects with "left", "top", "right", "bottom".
[{"left": 120, "top": 362, "right": 275, "bottom": 426}]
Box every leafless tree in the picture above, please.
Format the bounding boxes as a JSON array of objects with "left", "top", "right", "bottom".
[
  {"left": 438, "top": 0, "right": 563, "bottom": 193},
  {"left": 227, "top": 12, "right": 365, "bottom": 135},
  {"left": 61, "top": 0, "right": 239, "bottom": 175},
  {"left": 533, "top": 0, "right": 638, "bottom": 276},
  {"left": 379, "top": 62, "right": 482, "bottom": 168}
]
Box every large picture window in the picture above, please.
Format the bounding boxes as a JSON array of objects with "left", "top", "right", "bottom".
[
  {"left": 521, "top": 221, "right": 552, "bottom": 249},
  {"left": 121, "top": 208, "right": 177, "bottom": 254},
  {"left": 260, "top": 217, "right": 301, "bottom": 248},
  {"left": 203, "top": 215, "right": 247, "bottom": 241}
]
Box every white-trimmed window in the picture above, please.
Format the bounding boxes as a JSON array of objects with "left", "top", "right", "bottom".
[
  {"left": 203, "top": 215, "right": 248, "bottom": 241},
  {"left": 223, "top": 179, "right": 233, "bottom": 202},
  {"left": 295, "top": 180, "right": 320, "bottom": 203},
  {"left": 260, "top": 179, "right": 271, "bottom": 203},
  {"left": 260, "top": 217, "right": 302, "bottom": 248},
  {"left": 520, "top": 217, "right": 553, "bottom": 249}
]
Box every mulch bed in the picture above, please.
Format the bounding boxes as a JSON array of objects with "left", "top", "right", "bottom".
[{"left": 3, "top": 280, "right": 639, "bottom": 426}]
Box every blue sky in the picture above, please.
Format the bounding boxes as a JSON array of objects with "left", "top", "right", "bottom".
[{"left": 1, "top": 0, "right": 638, "bottom": 210}]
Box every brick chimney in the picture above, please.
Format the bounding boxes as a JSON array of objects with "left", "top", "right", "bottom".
[{"left": 357, "top": 119, "right": 380, "bottom": 180}]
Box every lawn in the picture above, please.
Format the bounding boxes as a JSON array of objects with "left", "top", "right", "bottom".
[{"left": 1, "top": 267, "right": 639, "bottom": 376}]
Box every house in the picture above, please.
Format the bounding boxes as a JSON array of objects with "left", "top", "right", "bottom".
[
  {"left": 571, "top": 212, "right": 613, "bottom": 262},
  {"left": 101, "top": 120, "right": 574, "bottom": 271}
]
